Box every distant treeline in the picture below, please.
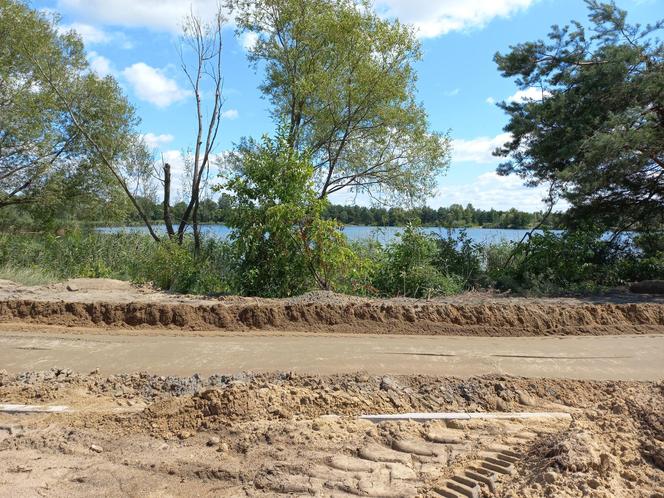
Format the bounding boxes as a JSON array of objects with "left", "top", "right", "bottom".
[{"left": 122, "top": 195, "right": 563, "bottom": 229}]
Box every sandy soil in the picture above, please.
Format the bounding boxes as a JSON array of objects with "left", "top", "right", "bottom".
[
  {"left": 0, "top": 370, "right": 662, "bottom": 497},
  {"left": 1, "top": 279, "right": 662, "bottom": 496},
  {"left": 0, "top": 328, "right": 662, "bottom": 380},
  {"left": 1, "top": 279, "right": 663, "bottom": 336}
]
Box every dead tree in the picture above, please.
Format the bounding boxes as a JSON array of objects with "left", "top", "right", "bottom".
[{"left": 176, "top": 7, "right": 225, "bottom": 251}]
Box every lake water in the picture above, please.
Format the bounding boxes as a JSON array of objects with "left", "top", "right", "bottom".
[{"left": 98, "top": 224, "right": 558, "bottom": 245}]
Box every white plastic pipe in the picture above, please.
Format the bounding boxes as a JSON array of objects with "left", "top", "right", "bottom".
[
  {"left": 359, "top": 411, "right": 572, "bottom": 423},
  {"left": 0, "top": 404, "right": 70, "bottom": 413}
]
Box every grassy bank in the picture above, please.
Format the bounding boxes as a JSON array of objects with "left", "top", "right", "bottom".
[{"left": 0, "top": 227, "right": 661, "bottom": 297}]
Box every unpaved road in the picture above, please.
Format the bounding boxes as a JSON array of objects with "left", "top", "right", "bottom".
[{"left": 1, "top": 329, "right": 662, "bottom": 380}]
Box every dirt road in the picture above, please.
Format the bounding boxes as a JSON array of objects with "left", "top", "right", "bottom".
[{"left": 1, "top": 329, "right": 662, "bottom": 380}]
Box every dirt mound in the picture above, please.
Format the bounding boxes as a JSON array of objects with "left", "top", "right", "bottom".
[
  {"left": 536, "top": 427, "right": 611, "bottom": 472},
  {"left": 1, "top": 370, "right": 662, "bottom": 497},
  {"left": 1, "top": 298, "right": 663, "bottom": 336}
]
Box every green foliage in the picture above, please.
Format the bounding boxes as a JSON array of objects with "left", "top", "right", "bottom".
[
  {"left": 618, "top": 231, "right": 664, "bottom": 283},
  {"left": 0, "top": 0, "right": 139, "bottom": 224},
  {"left": 489, "top": 228, "right": 661, "bottom": 293},
  {"left": 219, "top": 128, "right": 365, "bottom": 297},
  {"left": 434, "top": 229, "right": 485, "bottom": 289},
  {"left": 0, "top": 231, "right": 229, "bottom": 295},
  {"left": 494, "top": 1, "right": 664, "bottom": 230},
  {"left": 323, "top": 203, "right": 562, "bottom": 229},
  {"left": 229, "top": 0, "right": 450, "bottom": 202},
  {"left": 373, "top": 224, "right": 463, "bottom": 298},
  {"left": 118, "top": 198, "right": 563, "bottom": 230}
]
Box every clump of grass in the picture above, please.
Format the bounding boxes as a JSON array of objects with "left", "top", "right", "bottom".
[
  {"left": 0, "top": 231, "right": 232, "bottom": 295},
  {"left": 0, "top": 265, "right": 60, "bottom": 286}
]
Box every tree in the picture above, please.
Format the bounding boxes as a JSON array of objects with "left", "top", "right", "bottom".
[
  {"left": 0, "top": 0, "right": 163, "bottom": 237},
  {"left": 173, "top": 9, "right": 225, "bottom": 251},
  {"left": 494, "top": 1, "right": 663, "bottom": 231},
  {"left": 218, "top": 126, "right": 360, "bottom": 296},
  {"left": 0, "top": 2, "right": 127, "bottom": 211},
  {"left": 228, "top": 0, "right": 450, "bottom": 203}
]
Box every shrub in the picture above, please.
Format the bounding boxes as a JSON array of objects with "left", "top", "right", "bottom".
[
  {"left": 373, "top": 224, "right": 463, "bottom": 298},
  {"left": 489, "top": 227, "right": 648, "bottom": 293},
  {"left": 220, "top": 128, "right": 363, "bottom": 297},
  {"left": 434, "top": 229, "right": 484, "bottom": 289}
]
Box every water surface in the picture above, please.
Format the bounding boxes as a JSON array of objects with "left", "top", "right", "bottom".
[{"left": 98, "top": 224, "right": 558, "bottom": 244}]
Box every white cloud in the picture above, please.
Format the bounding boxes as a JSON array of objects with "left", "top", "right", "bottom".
[
  {"left": 88, "top": 51, "right": 112, "bottom": 77},
  {"left": 161, "top": 149, "right": 228, "bottom": 201},
  {"left": 57, "top": 0, "right": 535, "bottom": 39},
  {"left": 59, "top": 22, "right": 133, "bottom": 49},
  {"left": 143, "top": 133, "right": 175, "bottom": 149},
  {"left": 507, "top": 86, "right": 551, "bottom": 103},
  {"left": 60, "top": 22, "right": 110, "bottom": 44},
  {"left": 374, "top": 0, "right": 536, "bottom": 38},
  {"left": 435, "top": 172, "right": 554, "bottom": 212},
  {"left": 486, "top": 96, "right": 496, "bottom": 105},
  {"left": 161, "top": 149, "right": 186, "bottom": 174},
  {"left": 56, "top": 0, "right": 222, "bottom": 32},
  {"left": 443, "top": 88, "right": 460, "bottom": 97},
  {"left": 452, "top": 133, "right": 511, "bottom": 163},
  {"left": 221, "top": 109, "right": 239, "bottom": 120},
  {"left": 122, "top": 63, "right": 190, "bottom": 108},
  {"left": 240, "top": 32, "right": 259, "bottom": 52}
]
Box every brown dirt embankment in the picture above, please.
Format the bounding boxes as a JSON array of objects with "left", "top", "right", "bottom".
[
  {"left": 1, "top": 298, "right": 663, "bottom": 336},
  {"left": 0, "top": 370, "right": 662, "bottom": 497}
]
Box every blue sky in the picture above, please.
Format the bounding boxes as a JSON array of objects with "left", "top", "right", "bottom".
[{"left": 33, "top": 0, "right": 662, "bottom": 211}]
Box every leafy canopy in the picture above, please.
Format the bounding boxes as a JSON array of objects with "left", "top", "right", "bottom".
[
  {"left": 0, "top": 0, "right": 138, "bottom": 223},
  {"left": 218, "top": 126, "right": 364, "bottom": 297},
  {"left": 494, "top": 0, "right": 663, "bottom": 230},
  {"left": 228, "top": 0, "right": 450, "bottom": 203}
]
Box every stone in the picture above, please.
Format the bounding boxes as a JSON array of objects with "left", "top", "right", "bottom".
[
  {"left": 90, "top": 444, "right": 103, "bottom": 453},
  {"left": 496, "top": 398, "right": 509, "bottom": 411},
  {"left": 66, "top": 283, "right": 79, "bottom": 292},
  {"left": 611, "top": 402, "right": 625, "bottom": 415},
  {"left": 588, "top": 478, "right": 601, "bottom": 489},
  {"left": 543, "top": 471, "right": 557, "bottom": 484},
  {"left": 207, "top": 436, "right": 220, "bottom": 447},
  {"left": 380, "top": 376, "right": 399, "bottom": 391},
  {"left": 517, "top": 390, "right": 535, "bottom": 406},
  {"left": 178, "top": 430, "right": 193, "bottom": 440}
]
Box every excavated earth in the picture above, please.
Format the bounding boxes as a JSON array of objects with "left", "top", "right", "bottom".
[
  {"left": 1, "top": 279, "right": 663, "bottom": 496},
  {"left": 0, "top": 370, "right": 662, "bottom": 497},
  {"left": 0, "top": 279, "right": 663, "bottom": 336}
]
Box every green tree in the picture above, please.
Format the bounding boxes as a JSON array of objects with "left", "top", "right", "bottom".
[
  {"left": 0, "top": 0, "right": 158, "bottom": 233},
  {"left": 494, "top": 1, "right": 663, "bottom": 231},
  {"left": 228, "top": 0, "right": 450, "bottom": 203},
  {"left": 218, "top": 127, "right": 362, "bottom": 297}
]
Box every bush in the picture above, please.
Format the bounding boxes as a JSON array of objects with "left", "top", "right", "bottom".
[
  {"left": 220, "top": 128, "right": 366, "bottom": 297},
  {"left": 434, "top": 229, "right": 484, "bottom": 289},
  {"left": 373, "top": 224, "right": 463, "bottom": 298},
  {"left": 487, "top": 227, "right": 660, "bottom": 293}
]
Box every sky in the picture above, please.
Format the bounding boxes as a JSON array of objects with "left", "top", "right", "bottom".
[{"left": 32, "top": 0, "right": 663, "bottom": 212}]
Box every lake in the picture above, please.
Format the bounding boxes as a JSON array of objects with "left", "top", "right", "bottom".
[{"left": 98, "top": 224, "right": 558, "bottom": 245}]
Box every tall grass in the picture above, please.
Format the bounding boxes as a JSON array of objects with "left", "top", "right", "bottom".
[
  {"left": 0, "top": 227, "right": 660, "bottom": 297},
  {"left": 0, "top": 231, "right": 231, "bottom": 294},
  {"left": 0, "top": 265, "right": 60, "bottom": 286}
]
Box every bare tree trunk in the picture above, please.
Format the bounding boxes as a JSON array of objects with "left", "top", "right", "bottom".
[
  {"left": 176, "top": 9, "right": 225, "bottom": 247},
  {"left": 162, "top": 163, "right": 175, "bottom": 238},
  {"left": 192, "top": 196, "right": 201, "bottom": 254}
]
